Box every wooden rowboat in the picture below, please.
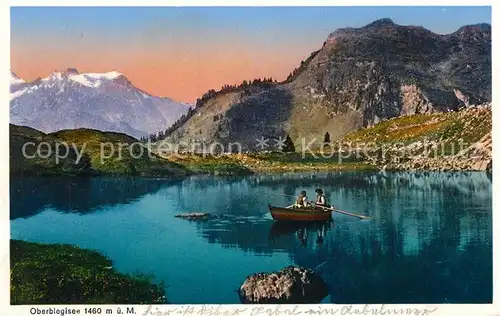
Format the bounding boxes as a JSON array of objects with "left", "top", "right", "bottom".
[{"left": 268, "top": 205, "right": 333, "bottom": 222}]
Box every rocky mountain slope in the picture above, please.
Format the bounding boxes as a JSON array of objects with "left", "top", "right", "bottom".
[
  {"left": 161, "top": 19, "right": 491, "bottom": 151},
  {"left": 342, "top": 104, "right": 492, "bottom": 171},
  {"left": 10, "top": 69, "right": 190, "bottom": 139}
]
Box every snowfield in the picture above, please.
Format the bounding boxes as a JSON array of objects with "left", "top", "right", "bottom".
[{"left": 10, "top": 70, "right": 191, "bottom": 139}]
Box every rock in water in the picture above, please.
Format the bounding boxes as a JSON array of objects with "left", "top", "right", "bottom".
[
  {"left": 174, "top": 212, "right": 210, "bottom": 219},
  {"left": 239, "top": 266, "right": 328, "bottom": 303}
]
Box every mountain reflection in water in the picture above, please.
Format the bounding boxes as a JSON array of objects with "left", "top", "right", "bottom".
[{"left": 10, "top": 171, "right": 492, "bottom": 304}]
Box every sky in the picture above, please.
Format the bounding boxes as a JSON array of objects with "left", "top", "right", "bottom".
[{"left": 11, "top": 6, "right": 491, "bottom": 103}]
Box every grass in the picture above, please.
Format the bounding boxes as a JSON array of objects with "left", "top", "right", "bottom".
[
  {"left": 13, "top": 106, "right": 489, "bottom": 175},
  {"left": 12, "top": 124, "right": 373, "bottom": 176},
  {"left": 10, "top": 240, "right": 166, "bottom": 304},
  {"left": 10, "top": 125, "right": 190, "bottom": 177},
  {"left": 340, "top": 106, "right": 492, "bottom": 166},
  {"left": 51, "top": 128, "right": 189, "bottom": 176},
  {"left": 166, "top": 154, "right": 254, "bottom": 175},
  {"left": 165, "top": 151, "right": 376, "bottom": 174},
  {"left": 343, "top": 113, "right": 448, "bottom": 144},
  {"left": 188, "top": 163, "right": 254, "bottom": 176},
  {"left": 248, "top": 151, "right": 359, "bottom": 163},
  {"left": 343, "top": 106, "right": 491, "bottom": 152}
]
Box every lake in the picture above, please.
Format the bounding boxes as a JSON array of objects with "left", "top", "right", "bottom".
[{"left": 10, "top": 171, "right": 492, "bottom": 304}]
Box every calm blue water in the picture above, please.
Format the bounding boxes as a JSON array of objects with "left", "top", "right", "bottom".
[{"left": 10, "top": 171, "right": 492, "bottom": 304}]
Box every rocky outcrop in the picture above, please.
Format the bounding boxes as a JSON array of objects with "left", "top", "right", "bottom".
[
  {"left": 383, "top": 131, "right": 491, "bottom": 171},
  {"left": 239, "top": 266, "right": 328, "bottom": 303},
  {"left": 454, "top": 89, "right": 470, "bottom": 107},
  {"left": 400, "top": 85, "right": 434, "bottom": 116},
  {"left": 386, "top": 156, "right": 490, "bottom": 172},
  {"left": 344, "top": 104, "right": 492, "bottom": 172},
  {"left": 294, "top": 19, "right": 490, "bottom": 114}
]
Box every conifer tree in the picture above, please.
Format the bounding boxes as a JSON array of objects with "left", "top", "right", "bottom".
[{"left": 282, "top": 135, "right": 295, "bottom": 153}]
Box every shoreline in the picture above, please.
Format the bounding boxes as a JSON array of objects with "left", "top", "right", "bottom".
[
  {"left": 10, "top": 239, "right": 166, "bottom": 305},
  {"left": 10, "top": 160, "right": 494, "bottom": 178}
]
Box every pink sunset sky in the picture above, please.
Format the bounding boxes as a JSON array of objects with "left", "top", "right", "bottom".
[{"left": 11, "top": 7, "right": 491, "bottom": 103}]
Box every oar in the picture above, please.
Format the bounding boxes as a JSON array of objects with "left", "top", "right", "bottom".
[
  {"left": 267, "top": 193, "right": 297, "bottom": 198},
  {"left": 268, "top": 193, "right": 296, "bottom": 209},
  {"left": 315, "top": 204, "right": 372, "bottom": 220}
]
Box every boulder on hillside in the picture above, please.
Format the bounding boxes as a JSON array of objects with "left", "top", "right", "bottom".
[{"left": 239, "top": 266, "right": 328, "bottom": 304}]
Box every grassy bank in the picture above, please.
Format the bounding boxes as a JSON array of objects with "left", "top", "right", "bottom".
[
  {"left": 10, "top": 240, "right": 166, "bottom": 304},
  {"left": 10, "top": 124, "right": 189, "bottom": 177},
  {"left": 11, "top": 123, "right": 373, "bottom": 177},
  {"left": 341, "top": 105, "right": 492, "bottom": 170},
  {"left": 343, "top": 106, "right": 491, "bottom": 152},
  {"left": 165, "top": 152, "right": 376, "bottom": 174}
]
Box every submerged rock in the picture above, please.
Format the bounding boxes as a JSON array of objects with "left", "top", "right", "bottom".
[
  {"left": 174, "top": 212, "right": 210, "bottom": 219},
  {"left": 239, "top": 266, "right": 328, "bottom": 304}
]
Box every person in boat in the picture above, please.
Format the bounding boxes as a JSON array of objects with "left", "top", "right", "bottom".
[
  {"left": 314, "top": 188, "right": 330, "bottom": 208},
  {"left": 294, "top": 191, "right": 311, "bottom": 209}
]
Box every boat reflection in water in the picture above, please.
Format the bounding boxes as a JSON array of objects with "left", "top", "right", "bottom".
[{"left": 269, "top": 220, "right": 333, "bottom": 247}]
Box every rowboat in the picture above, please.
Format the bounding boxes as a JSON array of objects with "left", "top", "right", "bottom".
[{"left": 268, "top": 204, "right": 333, "bottom": 222}]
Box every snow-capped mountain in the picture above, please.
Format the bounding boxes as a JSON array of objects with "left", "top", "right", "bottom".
[
  {"left": 10, "top": 71, "right": 30, "bottom": 99},
  {"left": 10, "top": 71, "right": 25, "bottom": 85},
  {"left": 10, "top": 69, "right": 191, "bottom": 139}
]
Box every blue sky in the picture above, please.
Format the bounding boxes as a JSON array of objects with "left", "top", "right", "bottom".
[
  {"left": 11, "top": 6, "right": 492, "bottom": 102},
  {"left": 12, "top": 6, "right": 491, "bottom": 37}
]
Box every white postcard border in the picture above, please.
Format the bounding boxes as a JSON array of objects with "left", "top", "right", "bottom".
[{"left": 0, "top": 1, "right": 497, "bottom": 316}]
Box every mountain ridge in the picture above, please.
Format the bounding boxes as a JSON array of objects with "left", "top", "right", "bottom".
[
  {"left": 10, "top": 69, "right": 192, "bottom": 139},
  {"left": 160, "top": 19, "right": 491, "bottom": 151}
]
